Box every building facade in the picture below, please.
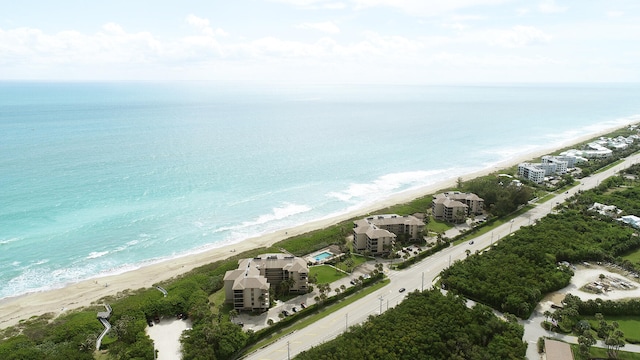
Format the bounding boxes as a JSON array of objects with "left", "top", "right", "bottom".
[
  {"left": 223, "top": 253, "right": 308, "bottom": 312},
  {"left": 518, "top": 163, "right": 547, "bottom": 184},
  {"left": 432, "top": 192, "right": 484, "bottom": 222},
  {"left": 353, "top": 214, "right": 425, "bottom": 255}
]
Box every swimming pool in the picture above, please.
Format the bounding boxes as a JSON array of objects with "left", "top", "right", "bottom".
[{"left": 314, "top": 251, "right": 333, "bottom": 261}]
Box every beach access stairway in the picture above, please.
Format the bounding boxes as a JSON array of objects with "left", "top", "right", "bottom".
[{"left": 96, "top": 304, "right": 112, "bottom": 351}]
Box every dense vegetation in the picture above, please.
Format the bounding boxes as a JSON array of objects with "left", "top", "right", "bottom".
[
  {"left": 440, "top": 160, "right": 640, "bottom": 319},
  {"left": 441, "top": 209, "right": 638, "bottom": 318},
  {"left": 574, "top": 163, "right": 640, "bottom": 216},
  {"left": 296, "top": 289, "right": 526, "bottom": 360},
  {"left": 0, "top": 311, "right": 103, "bottom": 360},
  {"left": 462, "top": 176, "right": 534, "bottom": 217}
]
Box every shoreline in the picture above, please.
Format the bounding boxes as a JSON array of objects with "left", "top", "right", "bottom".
[{"left": 0, "top": 120, "right": 637, "bottom": 329}]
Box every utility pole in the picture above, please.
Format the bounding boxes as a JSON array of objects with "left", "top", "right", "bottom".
[{"left": 287, "top": 341, "right": 290, "bottom": 360}]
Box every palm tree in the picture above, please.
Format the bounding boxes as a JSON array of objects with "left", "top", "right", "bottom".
[{"left": 229, "top": 309, "right": 238, "bottom": 322}]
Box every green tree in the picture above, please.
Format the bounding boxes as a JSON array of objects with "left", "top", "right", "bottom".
[{"left": 578, "top": 329, "right": 596, "bottom": 359}]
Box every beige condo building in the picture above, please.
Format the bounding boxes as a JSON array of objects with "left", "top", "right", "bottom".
[
  {"left": 432, "top": 192, "right": 484, "bottom": 223},
  {"left": 353, "top": 214, "right": 425, "bottom": 256},
  {"left": 223, "top": 253, "right": 308, "bottom": 312}
]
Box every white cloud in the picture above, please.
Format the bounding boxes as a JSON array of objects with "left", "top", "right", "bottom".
[
  {"left": 441, "top": 14, "right": 485, "bottom": 31},
  {"left": 485, "top": 25, "right": 552, "bottom": 48},
  {"left": 186, "top": 14, "right": 228, "bottom": 37},
  {"left": 270, "top": 0, "right": 347, "bottom": 9},
  {"left": 102, "top": 23, "right": 126, "bottom": 35},
  {"left": 538, "top": 0, "right": 567, "bottom": 13},
  {"left": 296, "top": 21, "right": 341, "bottom": 34},
  {"left": 351, "top": 0, "right": 508, "bottom": 17},
  {"left": 319, "top": 2, "right": 347, "bottom": 9}
]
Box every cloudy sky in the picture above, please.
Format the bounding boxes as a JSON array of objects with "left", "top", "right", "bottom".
[{"left": 1, "top": 0, "right": 639, "bottom": 83}]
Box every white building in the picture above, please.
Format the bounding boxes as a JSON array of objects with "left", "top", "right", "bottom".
[
  {"left": 588, "top": 202, "right": 621, "bottom": 217},
  {"left": 518, "top": 163, "right": 546, "bottom": 184},
  {"left": 541, "top": 155, "right": 569, "bottom": 174}
]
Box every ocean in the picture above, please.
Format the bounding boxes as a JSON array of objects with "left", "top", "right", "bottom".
[{"left": 1, "top": 82, "right": 639, "bottom": 299}]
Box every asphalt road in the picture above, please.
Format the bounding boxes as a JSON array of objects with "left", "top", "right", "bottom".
[{"left": 244, "top": 153, "right": 640, "bottom": 360}]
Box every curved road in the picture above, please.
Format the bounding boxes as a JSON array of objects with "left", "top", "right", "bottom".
[{"left": 245, "top": 153, "right": 640, "bottom": 360}]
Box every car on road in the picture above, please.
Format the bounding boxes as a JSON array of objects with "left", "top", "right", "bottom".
[
  {"left": 300, "top": 302, "right": 306, "bottom": 309},
  {"left": 468, "top": 241, "right": 474, "bottom": 245},
  {"left": 281, "top": 310, "right": 289, "bottom": 316},
  {"left": 399, "top": 288, "right": 406, "bottom": 293}
]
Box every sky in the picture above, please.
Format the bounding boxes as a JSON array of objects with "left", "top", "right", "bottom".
[{"left": 1, "top": 0, "right": 639, "bottom": 84}]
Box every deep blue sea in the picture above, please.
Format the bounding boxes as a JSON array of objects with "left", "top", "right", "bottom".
[{"left": 1, "top": 82, "right": 639, "bottom": 299}]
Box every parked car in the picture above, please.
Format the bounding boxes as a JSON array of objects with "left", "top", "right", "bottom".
[
  {"left": 292, "top": 307, "right": 297, "bottom": 313},
  {"left": 300, "top": 302, "right": 306, "bottom": 309},
  {"left": 281, "top": 310, "right": 289, "bottom": 316}
]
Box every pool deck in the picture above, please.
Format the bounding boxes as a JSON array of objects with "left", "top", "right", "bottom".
[{"left": 306, "top": 248, "right": 339, "bottom": 264}]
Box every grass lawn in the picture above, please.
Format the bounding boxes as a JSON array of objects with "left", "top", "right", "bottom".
[
  {"left": 335, "top": 254, "right": 369, "bottom": 272},
  {"left": 426, "top": 219, "right": 452, "bottom": 234},
  {"left": 310, "top": 264, "right": 348, "bottom": 284},
  {"left": 584, "top": 315, "right": 640, "bottom": 342},
  {"left": 622, "top": 248, "right": 640, "bottom": 267},
  {"left": 570, "top": 344, "right": 640, "bottom": 360}
]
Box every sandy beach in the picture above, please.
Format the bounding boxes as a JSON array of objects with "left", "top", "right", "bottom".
[{"left": 0, "top": 122, "right": 636, "bottom": 330}]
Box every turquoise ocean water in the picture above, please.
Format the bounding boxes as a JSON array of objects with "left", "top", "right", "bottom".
[{"left": 1, "top": 82, "right": 639, "bottom": 299}]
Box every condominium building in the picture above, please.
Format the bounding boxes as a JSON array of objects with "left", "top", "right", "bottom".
[
  {"left": 518, "top": 163, "right": 547, "bottom": 184},
  {"left": 353, "top": 214, "right": 425, "bottom": 255},
  {"left": 544, "top": 154, "right": 582, "bottom": 168},
  {"left": 541, "top": 156, "right": 569, "bottom": 175},
  {"left": 432, "top": 192, "right": 484, "bottom": 222},
  {"left": 223, "top": 253, "right": 308, "bottom": 312}
]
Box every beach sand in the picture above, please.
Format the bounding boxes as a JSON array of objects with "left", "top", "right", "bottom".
[{"left": 0, "top": 122, "right": 636, "bottom": 329}]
